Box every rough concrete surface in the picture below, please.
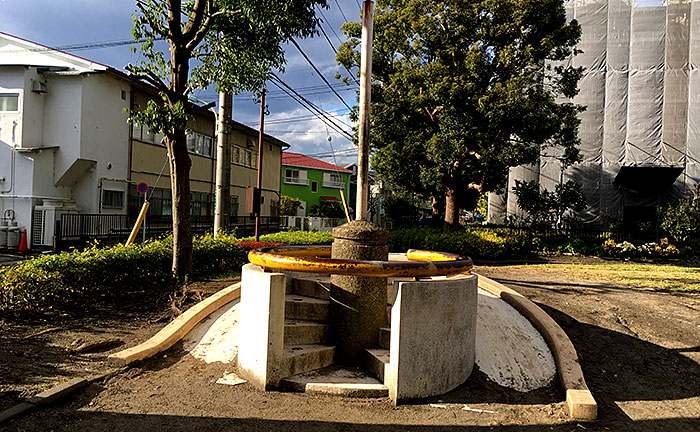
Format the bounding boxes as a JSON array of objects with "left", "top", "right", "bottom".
[
  {"left": 182, "top": 300, "right": 240, "bottom": 364},
  {"left": 475, "top": 291, "right": 556, "bottom": 392}
]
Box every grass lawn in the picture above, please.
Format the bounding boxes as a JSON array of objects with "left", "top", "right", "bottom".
[{"left": 502, "top": 261, "right": 700, "bottom": 292}]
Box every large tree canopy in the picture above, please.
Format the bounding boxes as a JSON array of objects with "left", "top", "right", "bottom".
[
  {"left": 128, "top": 0, "right": 326, "bottom": 279},
  {"left": 337, "top": 0, "right": 583, "bottom": 226}
]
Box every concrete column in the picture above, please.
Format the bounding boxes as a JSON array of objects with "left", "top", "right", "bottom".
[
  {"left": 330, "top": 220, "right": 389, "bottom": 363},
  {"left": 237, "top": 263, "right": 287, "bottom": 390}
]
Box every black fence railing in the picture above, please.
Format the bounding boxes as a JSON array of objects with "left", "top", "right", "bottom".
[{"left": 55, "top": 213, "right": 282, "bottom": 251}]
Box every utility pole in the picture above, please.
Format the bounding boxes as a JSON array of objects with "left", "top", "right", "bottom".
[
  {"left": 255, "top": 88, "right": 266, "bottom": 241},
  {"left": 355, "top": 0, "right": 374, "bottom": 221},
  {"left": 214, "top": 92, "right": 232, "bottom": 236}
]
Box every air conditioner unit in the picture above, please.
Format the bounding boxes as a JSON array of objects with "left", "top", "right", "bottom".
[
  {"left": 32, "top": 201, "right": 79, "bottom": 247},
  {"left": 32, "top": 80, "right": 48, "bottom": 94}
]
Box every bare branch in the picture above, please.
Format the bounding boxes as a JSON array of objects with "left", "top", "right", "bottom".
[
  {"left": 126, "top": 64, "right": 169, "bottom": 94},
  {"left": 166, "top": 0, "right": 183, "bottom": 39},
  {"left": 182, "top": 0, "right": 208, "bottom": 40},
  {"left": 185, "top": 6, "right": 243, "bottom": 51}
]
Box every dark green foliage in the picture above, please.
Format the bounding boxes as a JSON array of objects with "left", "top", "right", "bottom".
[
  {"left": 0, "top": 233, "right": 246, "bottom": 313},
  {"left": 512, "top": 179, "right": 587, "bottom": 228},
  {"left": 388, "top": 227, "right": 523, "bottom": 260},
  {"left": 337, "top": 0, "right": 583, "bottom": 224},
  {"left": 308, "top": 201, "right": 345, "bottom": 218},
  {"left": 242, "top": 231, "right": 334, "bottom": 245},
  {"left": 384, "top": 195, "right": 424, "bottom": 227},
  {"left": 280, "top": 195, "right": 303, "bottom": 216},
  {"left": 659, "top": 199, "right": 700, "bottom": 244}
]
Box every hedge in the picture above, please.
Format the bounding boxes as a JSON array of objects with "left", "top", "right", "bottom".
[
  {"left": 0, "top": 232, "right": 246, "bottom": 313},
  {"left": 388, "top": 227, "right": 523, "bottom": 260},
  {"left": 242, "top": 230, "right": 334, "bottom": 245}
]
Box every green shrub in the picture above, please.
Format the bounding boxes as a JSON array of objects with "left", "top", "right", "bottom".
[
  {"left": 388, "top": 227, "right": 522, "bottom": 260},
  {"left": 0, "top": 233, "right": 246, "bottom": 314},
  {"left": 243, "top": 231, "right": 334, "bottom": 245},
  {"left": 659, "top": 199, "right": 700, "bottom": 244}
]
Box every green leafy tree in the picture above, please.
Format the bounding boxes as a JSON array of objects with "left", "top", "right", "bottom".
[
  {"left": 308, "top": 201, "right": 345, "bottom": 218},
  {"left": 659, "top": 199, "right": 700, "bottom": 244},
  {"left": 280, "top": 195, "right": 303, "bottom": 216},
  {"left": 512, "top": 180, "right": 586, "bottom": 229},
  {"left": 337, "top": 0, "right": 583, "bottom": 227},
  {"left": 127, "top": 0, "right": 326, "bottom": 280}
]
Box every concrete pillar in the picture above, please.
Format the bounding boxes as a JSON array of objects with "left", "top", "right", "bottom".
[
  {"left": 237, "top": 263, "right": 287, "bottom": 390},
  {"left": 330, "top": 220, "right": 389, "bottom": 363}
]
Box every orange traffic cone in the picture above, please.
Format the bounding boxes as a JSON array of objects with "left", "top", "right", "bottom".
[{"left": 18, "top": 229, "right": 28, "bottom": 253}]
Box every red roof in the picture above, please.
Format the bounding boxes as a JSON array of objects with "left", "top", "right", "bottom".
[{"left": 282, "top": 152, "right": 353, "bottom": 173}]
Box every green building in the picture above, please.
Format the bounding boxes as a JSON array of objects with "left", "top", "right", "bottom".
[{"left": 281, "top": 152, "right": 352, "bottom": 216}]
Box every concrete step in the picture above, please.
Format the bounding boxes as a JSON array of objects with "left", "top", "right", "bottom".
[
  {"left": 280, "top": 365, "right": 388, "bottom": 398},
  {"left": 379, "top": 327, "right": 391, "bottom": 350},
  {"left": 292, "top": 278, "right": 330, "bottom": 300},
  {"left": 284, "top": 319, "right": 328, "bottom": 345},
  {"left": 285, "top": 294, "right": 329, "bottom": 322},
  {"left": 366, "top": 348, "right": 390, "bottom": 384},
  {"left": 282, "top": 345, "right": 335, "bottom": 378}
]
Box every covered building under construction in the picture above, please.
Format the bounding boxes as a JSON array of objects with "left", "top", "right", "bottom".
[{"left": 488, "top": 0, "right": 700, "bottom": 229}]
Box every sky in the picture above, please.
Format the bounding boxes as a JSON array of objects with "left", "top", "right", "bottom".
[{"left": 0, "top": 0, "right": 362, "bottom": 165}]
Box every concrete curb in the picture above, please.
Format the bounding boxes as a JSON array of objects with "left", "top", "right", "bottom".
[
  {"left": 475, "top": 273, "right": 597, "bottom": 421},
  {"left": 0, "top": 369, "right": 125, "bottom": 424},
  {"left": 108, "top": 282, "right": 241, "bottom": 366}
]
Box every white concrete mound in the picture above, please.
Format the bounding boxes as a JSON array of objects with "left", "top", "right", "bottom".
[
  {"left": 181, "top": 290, "right": 556, "bottom": 393},
  {"left": 182, "top": 299, "right": 240, "bottom": 364},
  {"left": 475, "top": 291, "right": 556, "bottom": 392}
]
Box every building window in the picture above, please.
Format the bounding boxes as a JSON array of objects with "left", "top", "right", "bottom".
[
  {"left": 102, "top": 190, "right": 124, "bottom": 209},
  {"left": 322, "top": 172, "right": 344, "bottom": 189},
  {"left": 191, "top": 192, "right": 213, "bottom": 216},
  {"left": 186, "top": 132, "right": 213, "bottom": 157},
  {"left": 0, "top": 94, "right": 19, "bottom": 112},
  {"left": 232, "top": 145, "right": 258, "bottom": 168},
  {"left": 133, "top": 122, "right": 164, "bottom": 146},
  {"left": 311, "top": 181, "right": 318, "bottom": 193},
  {"left": 270, "top": 199, "right": 279, "bottom": 217},
  {"left": 285, "top": 169, "right": 308, "bottom": 185}
]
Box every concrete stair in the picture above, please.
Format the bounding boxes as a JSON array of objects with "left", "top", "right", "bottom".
[
  {"left": 281, "top": 279, "right": 334, "bottom": 378},
  {"left": 379, "top": 327, "right": 391, "bottom": 350},
  {"left": 366, "top": 348, "right": 390, "bottom": 383}
]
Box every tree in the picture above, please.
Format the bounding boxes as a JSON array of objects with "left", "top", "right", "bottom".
[
  {"left": 659, "top": 198, "right": 700, "bottom": 244},
  {"left": 337, "top": 0, "right": 583, "bottom": 227},
  {"left": 512, "top": 179, "right": 586, "bottom": 229},
  {"left": 308, "top": 201, "right": 345, "bottom": 218},
  {"left": 128, "top": 0, "right": 326, "bottom": 280},
  {"left": 280, "top": 195, "right": 303, "bottom": 216}
]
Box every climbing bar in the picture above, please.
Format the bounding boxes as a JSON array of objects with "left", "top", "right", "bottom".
[{"left": 248, "top": 245, "right": 472, "bottom": 278}]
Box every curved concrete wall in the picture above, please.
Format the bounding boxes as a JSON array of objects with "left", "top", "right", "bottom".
[{"left": 387, "top": 274, "right": 478, "bottom": 404}]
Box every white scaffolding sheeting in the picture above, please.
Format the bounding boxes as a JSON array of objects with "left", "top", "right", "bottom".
[{"left": 490, "top": 0, "right": 700, "bottom": 224}]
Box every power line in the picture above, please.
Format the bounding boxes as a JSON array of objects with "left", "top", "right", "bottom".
[
  {"left": 290, "top": 38, "right": 352, "bottom": 111},
  {"left": 2, "top": 38, "right": 151, "bottom": 55},
  {"left": 334, "top": 0, "right": 349, "bottom": 22},
  {"left": 269, "top": 74, "right": 353, "bottom": 140},
  {"left": 249, "top": 108, "right": 350, "bottom": 125},
  {"left": 317, "top": 21, "right": 360, "bottom": 86},
  {"left": 317, "top": 6, "right": 344, "bottom": 45}
]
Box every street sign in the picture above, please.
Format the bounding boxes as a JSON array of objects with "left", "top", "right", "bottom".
[{"left": 137, "top": 182, "right": 148, "bottom": 194}]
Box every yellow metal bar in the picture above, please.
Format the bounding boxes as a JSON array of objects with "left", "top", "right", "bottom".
[
  {"left": 339, "top": 189, "right": 351, "bottom": 223},
  {"left": 126, "top": 201, "right": 150, "bottom": 246},
  {"left": 248, "top": 245, "right": 472, "bottom": 278}
]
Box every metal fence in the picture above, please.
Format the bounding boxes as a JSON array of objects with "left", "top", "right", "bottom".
[{"left": 55, "top": 213, "right": 282, "bottom": 250}]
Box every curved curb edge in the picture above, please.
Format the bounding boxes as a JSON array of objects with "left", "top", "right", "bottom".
[
  {"left": 475, "top": 273, "right": 597, "bottom": 421},
  {"left": 108, "top": 282, "right": 241, "bottom": 366}
]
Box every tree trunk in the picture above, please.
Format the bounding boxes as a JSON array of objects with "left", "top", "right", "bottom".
[
  {"left": 167, "top": 130, "right": 193, "bottom": 281},
  {"left": 444, "top": 184, "right": 460, "bottom": 229},
  {"left": 168, "top": 43, "right": 193, "bottom": 281}
]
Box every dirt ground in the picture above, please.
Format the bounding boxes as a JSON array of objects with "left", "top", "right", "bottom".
[{"left": 1, "top": 257, "right": 699, "bottom": 431}]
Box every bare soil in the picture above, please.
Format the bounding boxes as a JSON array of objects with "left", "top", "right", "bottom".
[{"left": 2, "top": 257, "right": 699, "bottom": 431}]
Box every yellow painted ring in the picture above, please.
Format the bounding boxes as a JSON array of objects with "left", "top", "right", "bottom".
[{"left": 248, "top": 245, "right": 472, "bottom": 278}]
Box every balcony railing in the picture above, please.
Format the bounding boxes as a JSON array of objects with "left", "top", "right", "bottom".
[
  {"left": 322, "top": 181, "right": 344, "bottom": 189},
  {"left": 284, "top": 177, "right": 309, "bottom": 185}
]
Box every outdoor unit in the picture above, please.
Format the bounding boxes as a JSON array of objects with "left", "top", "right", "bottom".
[{"left": 32, "top": 201, "right": 79, "bottom": 247}]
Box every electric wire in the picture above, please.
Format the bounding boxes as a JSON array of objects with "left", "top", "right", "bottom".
[
  {"left": 290, "top": 39, "right": 352, "bottom": 111},
  {"left": 317, "top": 23, "right": 361, "bottom": 86},
  {"left": 269, "top": 75, "right": 353, "bottom": 141}
]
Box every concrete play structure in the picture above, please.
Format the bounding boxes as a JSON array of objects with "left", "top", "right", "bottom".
[{"left": 109, "top": 227, "right": 597, "bottom": 421}]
